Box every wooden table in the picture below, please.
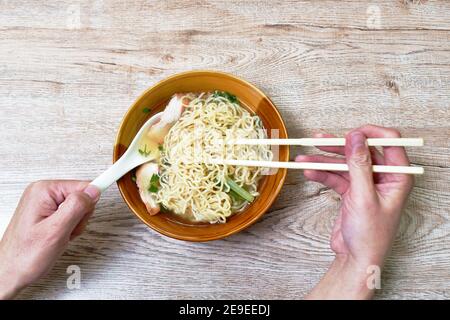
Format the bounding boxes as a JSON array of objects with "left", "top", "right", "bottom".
[{"left": 0, "top": 0, "right": 449, "bottom": 299}]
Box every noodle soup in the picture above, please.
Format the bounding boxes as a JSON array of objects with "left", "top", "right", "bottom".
[{"left": 134, "top": 91, "right": 273, "bottom": 224}]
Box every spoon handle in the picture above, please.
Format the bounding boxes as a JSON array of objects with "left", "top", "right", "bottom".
[{"left": 90, "top": 155, "right": 145, "bottom": 193}]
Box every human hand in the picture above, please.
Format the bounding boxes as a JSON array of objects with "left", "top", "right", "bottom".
[
  {"left": 297, "top": 125, "right": 414, "bottom": 299},
  {"left": 0, "top": 180, "right": 100, "bottom": 299}
]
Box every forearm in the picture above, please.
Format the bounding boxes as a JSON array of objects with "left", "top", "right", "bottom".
[{"left": 306, "top": 255, "right": 377, "bottom": 300}]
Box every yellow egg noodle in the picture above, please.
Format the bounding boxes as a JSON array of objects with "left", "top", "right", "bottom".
[{"left": 157, "top": 92, "right": 273, "bottom": 223}]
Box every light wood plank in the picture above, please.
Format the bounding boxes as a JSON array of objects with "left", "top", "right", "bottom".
[{"left": 0, "top": 0, "right": 448, "bottom": 299}]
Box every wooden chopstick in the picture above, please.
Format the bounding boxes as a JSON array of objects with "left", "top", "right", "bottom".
[
  {"left": 210, "top": 138, "right": 425, "bottom": 174},
  {"left": 231, "top": 138, "right": 424, "bottom": 147},
  {"left": 209, "top": 159, "right": 424, "bottom": 175}
]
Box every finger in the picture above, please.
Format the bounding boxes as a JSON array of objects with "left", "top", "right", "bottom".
[
  {"left": 44, "top": 186, "right": 100, "bottom": 238},
  {"left": 345, "top": 130, "right": 376, "bottom": 196},
  {"left": 45, "top": 192, "right": 94, "bottom": 232},
  {"left": 83, "top": 184, "right": 101, "bottom": 202},
  {"left": 303, "top": 170, "right": 349, "bottom": 195},
  {"left": 368, "top": 146, "right": 388, "bottom": 184},
  {"left": 312, "top": 133, "right": 345, "bottom": 155},
  {"left": 295, "top": 154, "right": 349, "bottom": 180},
  {"left": 71, "top": 186, "right": 101, "bottom": 238},
  {"left": 369, "top": 147, "right": 385, "bottom": 165},
  {"left": 296, "top": 149, "right": 384, "bottom": 184},
  {"left": 312, "top": 133, "right": 386, "bottom": 165},
  {"left": 297, "top": 154, "right": 349, "bottom": 194},
  {"left": 71, "top": 210, "right": 94, "bottom": 240},
  {"left": 311, "top": 133, "right": 385, "bottom": 183},
  {"left": 357, "top": 124, "right": 410, "bottom": 166},
  {"left": 45, "top": 180, "right": 92, "bottom": 205}
]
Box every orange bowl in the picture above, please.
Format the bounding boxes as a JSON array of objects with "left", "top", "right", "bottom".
[{"left": 114, "top": 70, "right": 289, "bottom": 241}]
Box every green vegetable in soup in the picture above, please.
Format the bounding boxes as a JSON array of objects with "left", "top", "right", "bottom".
[
  {"left": 225, "top": 177, "right": 254, "bottom": 202},
  {"left": 148, "top": 174, "right": 160, "bottom": 193},
  {"left": 212, "top": 91, "right": 238, "bottom": 104},
  {"left": 138, "top": 144, "right": 152, "bottom": 157}
]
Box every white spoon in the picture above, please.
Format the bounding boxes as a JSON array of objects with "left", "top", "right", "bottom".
[{"left": 90, "top": 112, "right": 162, "bottom": 192}]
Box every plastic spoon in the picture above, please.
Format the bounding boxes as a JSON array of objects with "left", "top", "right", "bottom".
[{"left": 90, "top": 112, "right": 162, "bottom": 192}]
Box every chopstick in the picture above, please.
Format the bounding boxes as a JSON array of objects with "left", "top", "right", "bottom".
[
  {"left": 231, "top": 138, "right": 424, "bottom": 147},
  {"left": 215, "top": 137, "right": 425, "bottom": 174},
  {"left": 209, "top": 159, "right": 424, "bottom": 175}
]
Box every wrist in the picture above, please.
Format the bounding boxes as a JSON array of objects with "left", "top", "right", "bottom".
[
  {"left": 307, "top": 254, "right": 381, "bottom": 300},
  {"left": 331, "top": 254, "right": 381, "bottom": 299},
  {"left": 0, "top": 254, "right": 25, "bottom": 300}
]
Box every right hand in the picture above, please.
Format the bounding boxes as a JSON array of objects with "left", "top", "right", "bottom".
[{"left": 296, "top": 125, "right": 414, "bottom": 273}]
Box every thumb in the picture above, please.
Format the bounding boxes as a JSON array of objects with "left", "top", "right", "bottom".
[
  {"left": 46, "top": 188, "right": 99, "bottom": 237},
  {"left": 345, "top": 131, "right": 375, "bottom": 196}
]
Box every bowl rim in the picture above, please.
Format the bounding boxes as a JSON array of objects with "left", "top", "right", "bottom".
[{"left": 114, "top": 70, "right": 289, "bottom": 241}]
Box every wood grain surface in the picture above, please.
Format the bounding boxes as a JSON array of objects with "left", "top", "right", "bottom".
[{"left": 0, "top": 0, "right": 449, "bottom": 299}]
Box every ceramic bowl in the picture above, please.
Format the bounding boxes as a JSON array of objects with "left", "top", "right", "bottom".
[{"left": 114, "top": 70, "right": 289, "bottom": 241}]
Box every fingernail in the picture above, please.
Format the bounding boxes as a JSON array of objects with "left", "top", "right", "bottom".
[
  {"left": 84, "top": 185, "right": 100, "bottom": 202},
  {"left": 350, "top": 131, "right": 367, "bottom": 153},
  {"left": 314, "top": 133, "right": 325, "bottom": 137}
]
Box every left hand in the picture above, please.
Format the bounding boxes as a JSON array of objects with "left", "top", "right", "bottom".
[{"left": 0, "top": 180, "right": 100, "bottom": 299}]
